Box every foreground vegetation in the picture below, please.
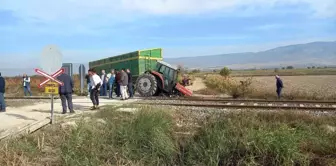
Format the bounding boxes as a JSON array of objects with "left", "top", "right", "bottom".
[{"left": 1, "top": 106, "right": 336, "bottom": 165}]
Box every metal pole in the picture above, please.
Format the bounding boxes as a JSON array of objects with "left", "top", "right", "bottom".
[{"left": 51, "top": 94, "right": 54, "bottom": 124}]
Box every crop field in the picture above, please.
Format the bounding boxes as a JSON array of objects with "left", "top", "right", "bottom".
[
  {"left": 242, "top": 75, "right": 336, "bottom": 100},
  {"left": 195, "top": 68, "right": 336, "bottom": 77},
  {"left": 4, "top": 75, "right": 82, "bottom": 96},
  {"left": 230, "top": 68, "right": 336, "bottom": 76},
  {"left": 197, "top": 74, "right": 336, "bottom": 100}
]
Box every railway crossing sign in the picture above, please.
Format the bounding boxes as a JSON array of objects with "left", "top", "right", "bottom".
[
  {"left": 44, "top": 82, "right": 59, "bottom": 94},
  {"left": 40, "top": 45, "right": 63, "bottom": 74},
  {"left": 35, "top": 68, "right": 65, "bottom": 88},
  {"left": 37, "top": 45, "right": 64, "bottom": 125}
]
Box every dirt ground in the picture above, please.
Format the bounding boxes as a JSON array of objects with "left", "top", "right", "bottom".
[{"left": 185, "top": 77, "right": 206, "bottom": 91}]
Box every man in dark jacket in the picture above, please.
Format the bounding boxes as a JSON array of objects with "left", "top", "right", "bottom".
[
  {"left": 275, "top": 75, "right": 283, "bottom": 99},
  {"left": 115, "top": 70, "right": 121, "bottom": 97},
  {"left": 85, "top": 74, "right": 91, "bottom": 97},
  {"left": 126, "top": 69, "right": 134, "bottom": 98},
  {"left": 0, "top": 72, "right": 6, "bottom": 112},
  {"left": 57, "top": 73, "right": 74, "bottom": 114}
]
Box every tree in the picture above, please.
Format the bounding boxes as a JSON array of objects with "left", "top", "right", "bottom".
[
  {"left": 213, "top": 69, "right": 217, "bottom": 73},
  {"left": 307, "top": 67, "right": 311, "bottom": 69},
  {"left": 274, "top": 68, "right": 279, "bottom": 72},
  {"left": 190, "top": 69, "right": 201, "bottom": 73},
  {"left": 220, "top": 67, "right": 231, "bottom": 77},
  {"left": 286, "top": 66, "right": 294, "bottom": 69}
]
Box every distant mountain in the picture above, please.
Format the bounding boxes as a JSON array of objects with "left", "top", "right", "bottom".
[{"left": 164, "top": 41, "right": 336, "bottom": 69}]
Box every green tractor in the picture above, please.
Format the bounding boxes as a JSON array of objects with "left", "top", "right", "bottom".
[{"left": 135, "top": 61, "right": 193, "bottom": 97}]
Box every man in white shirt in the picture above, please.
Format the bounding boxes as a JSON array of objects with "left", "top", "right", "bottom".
[
  {"left": 88, "top": 68, "right": 102, "bottom": 110},
  {"left": 22, "top": 74, "right": 32, "bottom": 96}
]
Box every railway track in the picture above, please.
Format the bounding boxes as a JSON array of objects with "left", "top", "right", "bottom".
[
  {"left": 5, "top": 95, "right": 336, "bottom": 111},
  {"left": 136, "top": 97, "right": 336, "bottom": 111},
  {"left": 4, "top": 96, "right": 59, "bottom": 99},
  {"left": 142, "top": 96, "right": 336, "bottom": 104}
]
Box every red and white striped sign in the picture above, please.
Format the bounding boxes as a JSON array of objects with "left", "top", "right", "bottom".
[{"left": 35, "top": 68, "right": 64, "bottom": 88}]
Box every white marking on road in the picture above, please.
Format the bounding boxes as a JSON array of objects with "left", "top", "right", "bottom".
[
  {"left": 240, "top": 103, "right": 245, "bottom": 105},
  {"left": 332, "top": 105, "right": 336, "bottom": 108},
  {"left": 268, "top": 104, "right": 272, "bottom": 106},
  {"left": 283, "top": 104, "right": 288, "bottom": 106},
  {"left": 253, "top": 103, "right": 258, "bottom": 106},
  {"left": 315, "top": 105, "right": 321, "bottom": 108},
  {"left": 300, "top": 104, "right": 304, "bottom": 107},
  {"left": 226, "top": 103, "right": 231, "bottom": 105}
]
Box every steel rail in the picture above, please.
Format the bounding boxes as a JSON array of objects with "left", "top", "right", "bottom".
[
  {"left": 142, "top": 96, "right": 336, "bottom": 104},
  {"left": 4, "top": 96, "right": 59, "bottom": 99},
  {"left": 133, "top": 102, "right": 336, "bottom": 111}
]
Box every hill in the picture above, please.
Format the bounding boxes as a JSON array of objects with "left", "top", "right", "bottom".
[{"left": 164, "top": 41, "right": 336, "bottom": 69}]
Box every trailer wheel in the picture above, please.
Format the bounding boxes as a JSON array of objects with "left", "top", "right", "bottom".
[{"left": 136, "top": 73, "right": 158, "bottom": 97}]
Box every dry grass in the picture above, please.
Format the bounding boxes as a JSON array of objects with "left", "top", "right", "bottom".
[
  {"left": 0, "top": 106, "right": 336, "bottom": 165},
  {"left": 198, "top": 74, "right": 336, "bottom": 100}
]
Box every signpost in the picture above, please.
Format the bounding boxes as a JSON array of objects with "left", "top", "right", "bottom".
[
  {"left": 36, "top": 45, "right": 64, "bottom": 124},
  {"left": 79, "top": 64, "right": 86, "bottom": 94},
  {"left": 62, "top": 63, "right": 73, "bottom": 77}
]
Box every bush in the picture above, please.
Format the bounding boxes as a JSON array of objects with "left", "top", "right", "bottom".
[
  {"left": 219, "top": 67, "right": 231, "bottom": 77},
  {"left": 204, "top": 75, "right": 253, "bottom": 98}
]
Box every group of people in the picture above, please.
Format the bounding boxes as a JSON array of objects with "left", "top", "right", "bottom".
[
  {"left": 85, "top": 68, "right": 134, "bottom": 110},
  {"left": 0, "top": 70, "right": 285, "bottom": 113}
]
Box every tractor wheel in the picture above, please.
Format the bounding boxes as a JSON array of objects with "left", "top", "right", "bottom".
[{"left": 136, "top": 73, "right": 158, "bottom": 97}]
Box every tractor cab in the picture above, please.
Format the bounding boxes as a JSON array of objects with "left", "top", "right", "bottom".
[
  {"left": 135, "top": 60, "right": 192, "bottom": 97},
  {"left": 155, "top": 61, "right": 179, "bottom": 92}
]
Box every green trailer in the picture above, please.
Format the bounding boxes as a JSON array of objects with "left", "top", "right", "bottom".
[{"left": 88, "top": 48, "right": 163, "bottom": 83}]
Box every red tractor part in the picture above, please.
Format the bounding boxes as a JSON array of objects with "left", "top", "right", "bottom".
[
  {"left": 150, "top": 71, "right": 164, "bottom": 88},
  {"left": 175, "top": 83, "right": 193, "bottom": 96}
]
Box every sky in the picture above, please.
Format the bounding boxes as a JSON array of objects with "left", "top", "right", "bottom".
[{"left": 0, "top": 0, "right": 336, "bottom": 72}]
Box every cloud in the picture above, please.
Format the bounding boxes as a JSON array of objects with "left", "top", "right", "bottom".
[
  {"left": 250, "top": 24, "right": 284, "bottom": 31},
  {"left": 1, "top": 0, "right": 335, "bottom": 24},
  {"left": 1, "top": 0, "right": 334, "bottom": 37}
]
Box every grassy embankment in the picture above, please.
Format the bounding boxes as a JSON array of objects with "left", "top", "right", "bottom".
[{"left": 1, "top": 106, "right": 336, "bottom": 165}]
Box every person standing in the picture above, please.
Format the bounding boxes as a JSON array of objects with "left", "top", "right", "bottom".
[
  {"left": 275, "top": 75, "right": 283, "bottom": 99},
  {"left": 85, "top": 74, "right": 91, "bottom": 97},
  {"left": 0, "top": 72, "right": 6, "bottom": 112},
  {"left": 57, "top": 73, "right": 75, "bottom": 114},
  {"left": 22, "top": 74, "right": 32, "bottom": 96},
  {"left": 119, "top": 69, "right": 129, "bottom": 100},
  {"left": 100, "top": 70, "right": 107, "bottom": 96},
  {"left": 108, "top": 69, "right": 115, "bottom": 99},
  {"left": 88, "top": 68, "right": 102, "bottom": 110},
  {"left": 126, "top": 69, "right": 134, "bottom": 98},
  {"left": 115, "top": 70, "right": 121, "bottom": 97}
]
